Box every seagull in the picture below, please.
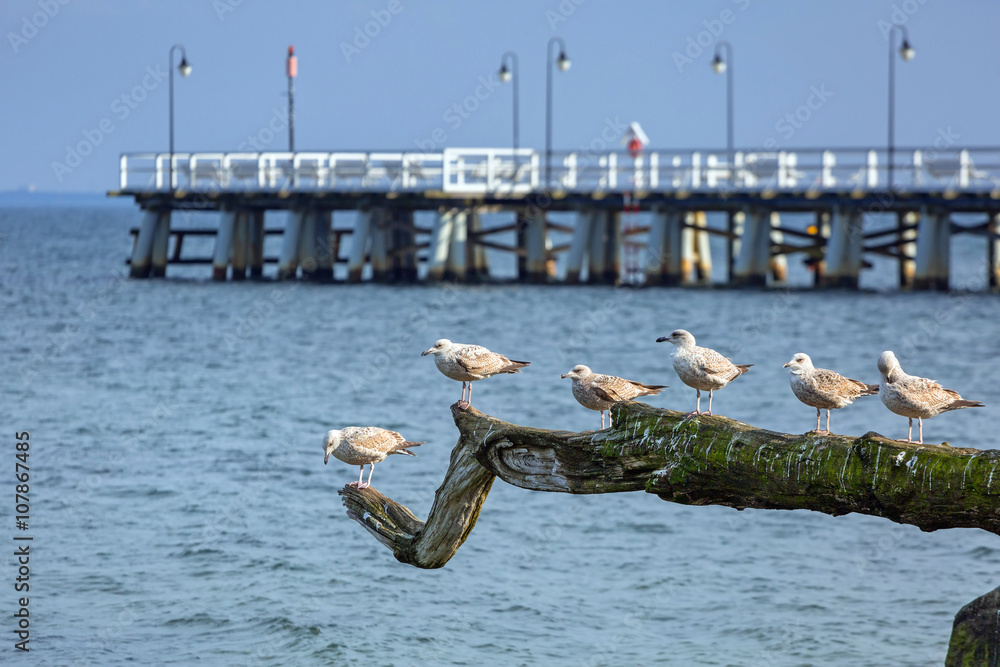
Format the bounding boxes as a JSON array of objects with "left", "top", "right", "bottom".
[
  {"left": 877, "top": 350, "right": 983, "bottom": 444},
  {"left": 323, "top": 426, "right": 424, "bottom": 489},
  {"left": 656, "top": 329, "right": 752, "bottom": 418},
  {"left": 421, "top": 339, "right": 530, "bottom": 407},
  {"left": 783, "top": 352, "right": 878, "bottom": 434},
  {"left": 560, "top": 364, "right": 667, "bottom": 429}
]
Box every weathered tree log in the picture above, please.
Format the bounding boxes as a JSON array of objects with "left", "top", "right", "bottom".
[
  {"left": 946, "top": 585, "right": 1000, "bottom": 666},
  {"left": 340, "top": 401, "right": 999, "bottom": 657},
  {"left": 341, "top": 400, "right": 1000, "bottom": 563}
]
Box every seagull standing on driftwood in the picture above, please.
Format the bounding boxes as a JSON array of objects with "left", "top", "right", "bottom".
[
  {"left": 877, "top": 350, "right": 983, "bottom": 444},
  {"left": 421, "top": 339, "right": 530, "bottom": 408},
  {"left": 783, "top": 352, "right": 878, "bottom": 434},
  {"left": 656, "top": 329, "right": 752, "bottom": 418},
  {"left": 560, "top": 364, "right": 667, "bottom": 429},
  {"left": 323, "top": 427, "right": 424, "bottom": 489}
]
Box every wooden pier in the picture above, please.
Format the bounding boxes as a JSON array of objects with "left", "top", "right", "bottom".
[{"left": 112, "top": 146, "right": 1000, "bottom": 290}]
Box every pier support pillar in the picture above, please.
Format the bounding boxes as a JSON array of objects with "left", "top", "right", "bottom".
[
  {"left": 370, "top": 209, "right": 391, "bottom": 282},
  {"left": 248, "top": 211, "right": 265, "bottom": 279},
  {"left": 464, "top": 209, "right": 489, "bottom": 282},
  {"left": 727, "top": 210, "right": 745, "bottom": 285},
  {"left": 693, "top": 211, "right": 713, "bottom": 284},
  {"left": 298, "top": 207, "right": 318, "bottom": 281},
  {"left": 587, "top": 210, "right": 607, "bottom": 284},
  {"left": 822, "top": 207, "right": 863, "bottom": 288},
  {"left": 231, "top": 211, "right": 248, "bottom": 281},
  {"left": 311, "top": 210, "right": 334, "bottom": 282},
  {"left": 646, "top": 209, "right": 684, "bottom": 286},
  {"left": 213, "top": 208, "right": 237, "bottom": 281},
  {"left": 445, "top": 209, "right": 467, "bottom": 282},
  {"left": 427, "top": 208, "right": 455, "bottom": 283},
  {"left": 898, "top": 211, "right": 918, "bottom": 290},
  {"left": 811, "top": 210, "right": 831, "bottom": 285},
  {"left": 278, "top": 210, "right": 304, "bottom": 281},
  {"left": 732, "top": 208, "right": 770, "bottom": 287},
  {"left": 347, "top": 209, "right": 373, "bottom": 283},
  {"left": 914, "top": 208, "right": 950, "bottom": 291},
  {"left": 769, "top": 212, "right": 786, "bottom": 283},
  {"left": 389, "top": 209, "right": 419, "bottom": 283},
  {"left": 523, "top": 209, "right": 548, "bottom": 283},
  {"left": 585, "top": 210, "right": 619, "bottom": 285},
  {"left": 129, "top": 209, "right": 160, "bottom": 279},
  {"left": 605, "top": 211, "right": 622, "bottom": 284},
  {"left": 565, "top": 209, "right": 594, "bottom": 285},
  {"left": 150, "top": 210, "right": 171, "bottom": 278},
  {"left": 989, "top": 212, "right": 1000, "bottom": 291}
]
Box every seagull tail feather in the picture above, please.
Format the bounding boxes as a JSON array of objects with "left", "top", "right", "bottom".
[{"left": 392, "top": 441, "right": 425, "bottom": 457}]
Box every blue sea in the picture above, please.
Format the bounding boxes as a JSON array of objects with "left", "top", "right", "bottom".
[{"left": 2, "top": 202, "right": 998, "bottom": 666}]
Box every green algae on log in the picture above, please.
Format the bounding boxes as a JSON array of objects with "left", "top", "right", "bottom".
[{"left": 340, "top": 401, "right": 1000, "bottom": 569}]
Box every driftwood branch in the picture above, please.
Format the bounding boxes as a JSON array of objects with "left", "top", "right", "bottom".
[
  {"left": 339, "top": 424, "right": 495, "bottom": 569},
  {"left": 340, "top": 401, "right": 1000, "bottom": 565},
  {"left": 340, "top": 401, "right": 1000, "bottom": 656}
]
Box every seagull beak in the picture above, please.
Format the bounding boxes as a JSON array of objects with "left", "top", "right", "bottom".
[
  {"left": 782, "top": 361, "right": 791, "bottom": 368},
  {"left": 421, "top": 348, "right": 433, "bottom": 356},
  {"left": 324, "top": 452, "right": 330, "bottom": 464},
  {"left": 560, "top": 373, "right": 570, "bottom": 379},
  {"left": 655, "top": 336, "right": 669, "bottom": 343}
]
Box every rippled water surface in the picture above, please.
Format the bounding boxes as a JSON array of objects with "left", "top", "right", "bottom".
[{"left": 2, "top": 206, "right": 999, "bottom": 666}]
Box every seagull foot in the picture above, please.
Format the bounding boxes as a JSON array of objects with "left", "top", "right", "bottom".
[
  {"left": 684, "top": 410, "right": 702, "bottom": 419},
  {"left": 356, "top": 481, "right": 370, "bottom": 490},
  {"left": 456, "top": 400, "right": 470, "bottom": 410},
  {"left": 812, "top": 429, "right": 830, "bottom": 435}
]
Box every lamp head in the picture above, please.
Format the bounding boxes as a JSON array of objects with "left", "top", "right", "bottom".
[
  {"left": 899, "top": 40, "right": 915, "bottom": 61},
  {"left": 556, "top": 51, "right": 570, "bottom": 71},
  {"left": 499, "top": 63, "right": 511, "bottom": 83},
  {"left": 178, "top": 57, "right": 192, "bottom": 77},
  {"left": 711, "top": 55, "right": 726, "bottom": 74}
]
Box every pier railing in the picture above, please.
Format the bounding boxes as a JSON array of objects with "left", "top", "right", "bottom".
[{"left": 119, "top": 147, "right": 1000, "bottom": 195}]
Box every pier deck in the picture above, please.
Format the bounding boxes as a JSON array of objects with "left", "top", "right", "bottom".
[{"left": 110, "top": 146, "right": 1000, "bottom": 290}]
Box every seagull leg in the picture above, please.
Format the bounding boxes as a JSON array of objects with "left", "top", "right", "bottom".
[
  {"left": 825, "top": 410, "right": 832, "bottom": 434},
  {"left": 600, "top": 411, "right": 606, "bottom": 429},
  {"left": 349, "top": 465, "right": 364, "bottom": 488},
  {"left": 917, "top": 418, "right": 924, "bottom": 445},
  {"left": 815, "top": 408, "right": 821, "bottom": 433},
  {"left": 457, "top": 382, "right": 470, "bottom": 410},
  {"left": 608, "top": 411, "right": 614, "bottom": 428},
  {"left": 685, "top": 390, "right": 702, "bottom": 418},
  {"left": 357, "top": 463, "right": 374, "bottom": 490},
  {"left": 704, "top": 390, "right": 714, "bottom": 416},
  {"left": 904, "top": 418, "right": 914, "bottom": 443},
  {"left": 467, "top": 382, "right": 473, "bottom": 405}
]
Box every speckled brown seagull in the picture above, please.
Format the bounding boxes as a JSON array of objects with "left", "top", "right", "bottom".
[
  {"left": 656, "top": 329, "right": 752, "bottom": 418},
  {"left": 877, "top": 350, "right": 983, "bottom": 445},
  {"left": 783, "top": 352, "right": 878, "bottom": 434},
  {"left": 323, "top": 427, "right": 423, "bottom": 489},
  {"left": 421, "top": 339, "right": 530, "bottom": 407},
  {"left": 560, "top": 364, "right": 667, "bottom": 429}
]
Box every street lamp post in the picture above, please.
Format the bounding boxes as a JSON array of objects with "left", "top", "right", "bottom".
[
  {"left": 887, "top": 24, "right": 915, "bottom": 190},
  {"left": 710, "top": 41, "right": 734, "bottom": 186},
  {"left": 168, "top": 44, "right": 192, "bottom": 191},
  {"left": 287, "top": 45, "right": 297, "bottom": 152},
  {"left": 545, "top": 37, "right": 570, "bottom": 190},
  {"left": 499, "top": 51, "right": 519, "bottom": 187}
]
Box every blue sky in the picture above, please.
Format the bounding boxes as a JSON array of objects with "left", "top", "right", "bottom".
[{"left": 2, "top": 0, "right": 998, "bottom": 193}]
